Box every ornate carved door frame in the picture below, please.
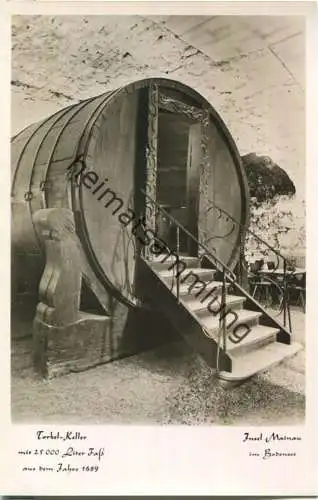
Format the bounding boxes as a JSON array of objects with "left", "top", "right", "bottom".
[
  {"left": 144, "top": 83, "right": 159, "bottom": 237},
  {"left": 144, "top": 85, "right": 210, "bottom": 255}
]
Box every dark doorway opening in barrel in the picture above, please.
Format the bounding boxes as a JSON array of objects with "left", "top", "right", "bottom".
[{"left": 156, "top": 109, "right": 201, "bottom": 256}]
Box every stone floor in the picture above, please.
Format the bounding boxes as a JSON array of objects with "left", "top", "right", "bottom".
[{"left": 11, "top": 308, "right": 305, "bottom": 425}]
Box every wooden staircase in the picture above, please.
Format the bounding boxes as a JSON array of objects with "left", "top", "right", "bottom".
[{"left": 139, "top": 254, "right": 302, "bottom": 383}]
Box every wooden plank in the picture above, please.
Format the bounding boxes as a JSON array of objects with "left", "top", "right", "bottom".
[
  {"left": 78, "top": 90, "right": 139, "bottom": 304},
  {"left": 187, "top": 123, "right": 201, "bottom": 255}
]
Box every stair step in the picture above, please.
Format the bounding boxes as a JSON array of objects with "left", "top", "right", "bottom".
[
  {"left": 226, "top": 324, "right": 279, "bottom": 354},
  {"left": 149, "top": 255, "right": 200, "bottom": 271},
  {"left": 219, "top": 341, "right": 302, "bottom": 381},
  {"left": 159, "top": 267, "right": 216, "bottom": 284},
  {"left": 199, "top": 309, "right": 262, "bottom": 335},
  {"left": 185, "top": 294, "right": 246, "bottom": 314},
  {"left": 172, "top": 280, "right": 230, "bottom": 298}
]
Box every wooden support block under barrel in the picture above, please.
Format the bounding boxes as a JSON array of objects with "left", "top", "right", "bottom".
[
  {"left": 31, "top": 208, "right": 111, "bottom": 377},
  {"left": 33, "top": 314, "right": 111, "bottom": 378}
]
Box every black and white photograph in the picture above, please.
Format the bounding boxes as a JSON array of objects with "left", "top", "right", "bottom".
[{"left": 10, "top": 12, "right": 307, "bottom": 427}]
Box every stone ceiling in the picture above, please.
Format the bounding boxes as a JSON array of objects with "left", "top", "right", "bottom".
[
  {"left": 151, "top": 15, "right": 304, "bottom": 88},
  {"left": 11, "top": 15, "right": 305, "bottom": 198}
]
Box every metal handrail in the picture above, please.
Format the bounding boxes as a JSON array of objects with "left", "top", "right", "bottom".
[
  {"left": 141, "top": 190, "right": 294, "bottom": 369},
  {"left": 142, "top": 190, "right": 236, "bottom": 281},
  {"left": 206, "top": 198, "right": 295, "bottom": 331},
  {"left": 142, "top": 189, "right": 234, "bottom": 365},
  {"left": 206, "top": 198, "right": 295, "bottom": 269}
]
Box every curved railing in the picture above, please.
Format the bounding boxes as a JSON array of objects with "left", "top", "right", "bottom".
[
  {"left": 142, "top": 191, "right": 236, "bottom": 280},
  {"left": 141, "top": 190, "right": 295, "bottom": 371},
  {"left": 141, "top": 189, "right": 236, "bottom": 370},
  {"left": 206, "top": 199, "right": 295, "bottom": 267},
  {"left": 205, "top": 199, "right": 297, "bottom": 331}
]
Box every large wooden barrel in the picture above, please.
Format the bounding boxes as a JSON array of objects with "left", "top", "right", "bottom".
[{"left": 11, "top": 77, "right": 249, "bottom": 308}]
